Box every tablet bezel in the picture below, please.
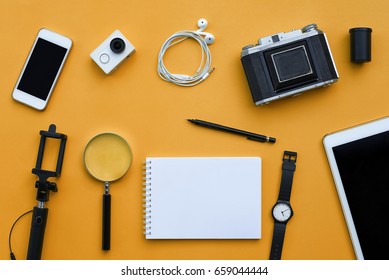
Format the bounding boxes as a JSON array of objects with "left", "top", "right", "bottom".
[{"left": 323, "top": 115, "right": 389, "bottom": 260}]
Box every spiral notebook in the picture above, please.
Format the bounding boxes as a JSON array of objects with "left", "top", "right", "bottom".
[{"left": 143, "top": 157, "right": 261, "bottom": 239}]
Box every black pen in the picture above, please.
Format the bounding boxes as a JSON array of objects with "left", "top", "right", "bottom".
[{"left": 187, "top": 119, "right": 276, "bottom": 143}]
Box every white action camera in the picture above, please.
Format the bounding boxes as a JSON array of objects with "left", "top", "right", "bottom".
[{"left": 90, "top": 30, "right": 135, "bottom": 74}]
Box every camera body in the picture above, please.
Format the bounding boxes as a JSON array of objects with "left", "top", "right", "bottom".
[
  {"left": 90, "top": 30, "right": 135, "bottom": 74},
  {"left": 241, "top": 24, "right": 339, "bottom": 105}
]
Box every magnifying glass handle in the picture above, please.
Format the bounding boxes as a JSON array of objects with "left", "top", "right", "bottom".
[{"left": 102, "top": 193, "right": 111, "bottom": 250}]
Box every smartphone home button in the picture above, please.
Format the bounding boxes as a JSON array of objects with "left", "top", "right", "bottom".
[{"left": 99, "top": 53, "right": 110, "bottom": 64}]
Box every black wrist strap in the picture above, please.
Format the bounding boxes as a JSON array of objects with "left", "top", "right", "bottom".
[
  {"left": 269, "top": 222, "right": 287, "bottom": 260},
  {"left": 277, "top": 151, "right": 297, "bottom": 202}
]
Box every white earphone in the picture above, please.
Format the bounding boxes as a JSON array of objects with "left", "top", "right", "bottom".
[
  {"left": 197, "top": 18, "right": 208, "bottom": 31},
  {"left": 197, "top": 31, "right": 215, "bottom": 45},
  {"left": 157, "top": 18, "right": 215, "bottom": 87},
  {"left": 195, "top": 18, "right": 215, "bottom": 45}
]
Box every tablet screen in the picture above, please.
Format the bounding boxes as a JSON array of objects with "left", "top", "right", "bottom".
[{"left": 332, "top": 130, "right": 389, "bottom": 259}]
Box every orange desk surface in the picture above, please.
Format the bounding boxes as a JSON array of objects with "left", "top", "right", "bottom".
[{"left": 0, "top": 0, "right": 385, "bottom": 260}]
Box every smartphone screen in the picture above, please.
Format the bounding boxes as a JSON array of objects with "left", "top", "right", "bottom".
[{"left": 17, "top": 38, "right": 68, "bottom": 101}]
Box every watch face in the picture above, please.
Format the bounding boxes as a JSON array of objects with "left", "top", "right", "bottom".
[{"left": 273, "top": 202, "right": 293, "bottom": 222}]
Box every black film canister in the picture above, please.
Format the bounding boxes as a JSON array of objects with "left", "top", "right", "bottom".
[{"left": 349, "top": 27, "right": 372, "bottom": 63}]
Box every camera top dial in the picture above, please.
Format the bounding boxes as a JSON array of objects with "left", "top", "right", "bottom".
[{"left": 302, "top": 24, "right": 318, "bottom": 33}]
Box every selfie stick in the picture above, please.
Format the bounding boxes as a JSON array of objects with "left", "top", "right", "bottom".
[{"left": 27, "top": 124, "right": 67, "bottom": 260}]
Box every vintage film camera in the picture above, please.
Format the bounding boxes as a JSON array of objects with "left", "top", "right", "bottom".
[
  {"left": 241, "top": 24, "right": 339, "bottom": 105},
  {"left": 90, "top": 30, "right": 135, "bottom": 74}
]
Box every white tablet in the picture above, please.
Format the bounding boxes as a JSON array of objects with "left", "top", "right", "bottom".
[{"left": 323, "top": 116, "right": 389, "bottom": 259}]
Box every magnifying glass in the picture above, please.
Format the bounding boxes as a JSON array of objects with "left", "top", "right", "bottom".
[{"left": 83, "top": 133, "right": 132, "bottom": 250}]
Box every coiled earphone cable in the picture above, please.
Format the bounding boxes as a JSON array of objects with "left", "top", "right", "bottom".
[{"left": 157, "top": 20, "right": 215, "bottom": 87}]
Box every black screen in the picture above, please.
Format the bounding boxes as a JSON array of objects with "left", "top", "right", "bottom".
[
  {"left": 333, "top": 131, "right": 389, "bottom": 259},
  {"left": 17, "top": 38, "right": 67, "bottom": 101}
]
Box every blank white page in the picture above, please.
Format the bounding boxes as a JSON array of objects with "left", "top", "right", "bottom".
[{"left": 143, "top": 157, "right": 261, "bottom": 239}]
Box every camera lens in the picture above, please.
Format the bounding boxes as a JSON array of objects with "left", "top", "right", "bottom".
[{"left": 110, "top": 38, "right": 126, "bottom": 53}]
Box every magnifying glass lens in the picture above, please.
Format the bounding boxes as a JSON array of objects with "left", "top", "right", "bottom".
[{"left": 84, "top": 133, "right": 132, "bottom": 182}]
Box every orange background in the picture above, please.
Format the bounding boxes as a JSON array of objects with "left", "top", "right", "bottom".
[{"left": 0, "top": 0, "right": 384, "bottom": 260}]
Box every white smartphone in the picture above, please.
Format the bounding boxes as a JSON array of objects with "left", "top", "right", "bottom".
[{"left": 12, "top": 28, "right": 72, "bottom": 110}]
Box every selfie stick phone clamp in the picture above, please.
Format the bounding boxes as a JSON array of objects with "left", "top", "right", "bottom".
[{"left": 27, "top": 124, "right": 67, "bottom": 260}]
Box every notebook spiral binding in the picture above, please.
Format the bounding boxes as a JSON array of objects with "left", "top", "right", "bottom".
[{"left": 143, "top": 160, "right": 152, "bottom": 236}]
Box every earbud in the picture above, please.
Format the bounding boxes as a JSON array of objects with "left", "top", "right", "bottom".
[
  {"left": 197, "top": 31, "right": 215, "bottom": 45},
  {"left": 195, "top": 19, "right": 215, "bottom": 44},
  {"left": 197, "top": 18, "right": 208, "bottom": 31}
]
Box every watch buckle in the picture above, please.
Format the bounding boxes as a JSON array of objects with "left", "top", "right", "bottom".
[{"left": 283, "top": 151, "right": 297, "bottom": 163}]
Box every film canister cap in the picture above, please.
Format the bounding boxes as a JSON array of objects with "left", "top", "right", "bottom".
[{"left": 349, "top": 27, "right": 372, "bottom": 63}]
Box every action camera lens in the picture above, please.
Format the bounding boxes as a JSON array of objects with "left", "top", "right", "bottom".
[{"left": 110, "top": 38, "right": 126, "bottom": 53}]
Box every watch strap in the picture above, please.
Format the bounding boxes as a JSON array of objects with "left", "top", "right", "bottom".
[
  {"left": 269, "top": 222, "right": 287, "bottom": 260},
  {"left": 269, "top": 150, "right": 297, "bottom": 260},
  {"left": 277, "top": 151, "right": 297, "bottom": 202}
]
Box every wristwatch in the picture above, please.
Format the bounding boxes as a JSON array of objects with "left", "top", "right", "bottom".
[{"left": 269, "top": 151, "right": 297, "bottom": 260}]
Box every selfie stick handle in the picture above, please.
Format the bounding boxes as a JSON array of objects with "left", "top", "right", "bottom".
[
  {"left": 102, "top": 182, "right": 111, "bottom": 250},
  {"left": 27, "top": 205, "right": 48, "bottom": 260}
]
